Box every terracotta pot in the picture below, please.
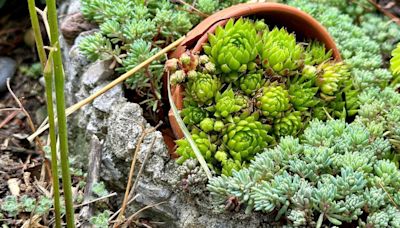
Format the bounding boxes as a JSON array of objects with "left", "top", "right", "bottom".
[{"left": 168, "top": 2, "right": 342, "bottom": 140}]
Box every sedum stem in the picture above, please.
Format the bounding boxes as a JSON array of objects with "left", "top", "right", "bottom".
[{"left": 45, "top": 0, "right": 75, "bottom": 226}]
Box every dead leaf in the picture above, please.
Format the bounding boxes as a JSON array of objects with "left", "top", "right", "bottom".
[
  {"left": 7, "top": 178, "right": 20, "bottom": 196},
  {"left": 21, "top": 214, "right": 46, "bottom": 228}
]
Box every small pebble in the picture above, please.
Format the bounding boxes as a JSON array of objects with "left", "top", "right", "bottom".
[{"left": 0, "top": 57, "right": 17, "bottom": 92}]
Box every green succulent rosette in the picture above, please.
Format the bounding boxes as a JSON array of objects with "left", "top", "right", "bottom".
[
  {"left": 186, "top": 72, "right": 221, "bottom": 105},
  {"left": 212, "top": 88, "right": 242, "bottom": 118},
  {"left": 316, "top": 61, "right": 350, "bottom": 96},
  {"left": 222, "top": 113, "right": 272, "bottom": 162},
  {"left": 199, "top": 118, "right": 215, "bottom": 133},
  {"left": 235, "top": 93, "right": 252, "bottom": 113},
  {"left": 304, "top": 41, "right": 333, "bottom": 65},
  {"left": 239, "top": 71, "right": 265, "bottom": 95},
  {"left": 181, "top": 105, "right": 208, "bottom": 126},
  {"left": 261, "top": 27, "right": 304, "bottom": 76},
  {"left": 256, "top": 83, "right": 290, "bottom": 118},
  {"left": 344, "top": 89, "right": 360, "bottom": 117},
  {"left": 288, "top": 83, "right": 319, "bottom": 112},
  {"left": 203, "top": 18, "right": 262, "bottom": 82},
  {"left": 214, "top": 150, "right": 244, "bottom": 176},
  {"left": 176, "top": 129, "right": 217, "bottom": 164},
  {"left": 273, "top": 111, "right": 303, "bottom": 137}
]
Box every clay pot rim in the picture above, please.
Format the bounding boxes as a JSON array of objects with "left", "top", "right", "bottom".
[
  {"left": 180, "top": 3, "right": 341, "bottom": 59},
  {"left": 168, "top": 2, "right": 342, "bottom": 140}
]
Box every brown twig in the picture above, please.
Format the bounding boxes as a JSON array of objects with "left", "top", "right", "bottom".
[
  {"left": 35, "top": 6, "right": 51, "bottom": 39},
  {"left": 6, "top": 79, "right": 52, "bottom": 179},
  {"left": 0, "top": 108, "right": 21, "bottom": 112},
  {"left": 0, "top": 110, "right": 19, "bottom": 129},
  {"left": 73, "top": 192, "right": 118, "bottom": 208},
  {"left": 123, "top": 201, "right": 167, "bottom": 225},
  {"left": 129, "top": 137, "right": 157, "bottom": 199},
  {"left": 378, "top": 181, "right": 399, "bottom": 209},
  {"left": 109, "top": 194, "right": 140, "bottom": 222},
  {"left": 367, "top": 0, "right": 400, "bottom": 26},
  {"left": 79, "top": 135, "right": 103, "bottom": 227},
  {"left": 170, "top": 0, "right": 209, "bottom": 18},
  {"left": 114, "top": 122, "right": 162, "bottom": 227}
]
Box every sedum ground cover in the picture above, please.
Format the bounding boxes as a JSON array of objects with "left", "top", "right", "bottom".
[
  {"left": 78, "top": 0, "right": 400, "bottom": 227},
  {"left": 205, "top": 1, "right": 400, "bottom": 227}
]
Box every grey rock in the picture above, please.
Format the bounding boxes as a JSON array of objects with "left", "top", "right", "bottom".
[
  {"left": 35, "top": 106, "right": 48, "bottom": 124},
  {"left": 62, "top": 32, "right": 92, "bottom": 106},
  {"left": 61, "top": 12, "right": 97, "bottom": 44},
  {"left": 105, "top": 101, "right": 146, "bottom": 160},
  {"left": 67, "top": 0, "right": 81, "bottom": 14},
  {"left": 39, "top": 76, "right": 45, "bottom": 87},
  {"left": 101, "top": 100, "right": 167, "bottom": 191},
  {"left": 0, "top": 57, "right": 17, "bottom": 92},
  {"left": 82, "top": 60, "right": 114, "bottom": 89},
  {"left": 92, "top": 82, "right": 122, "bottom": 113}
]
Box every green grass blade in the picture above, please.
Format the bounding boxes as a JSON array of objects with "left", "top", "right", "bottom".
[{"left": 167, "top": 72, "right": 212, "bottom": 179}]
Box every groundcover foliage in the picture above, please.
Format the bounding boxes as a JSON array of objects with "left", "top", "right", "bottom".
[
  {"left": 79, "top": 0, "right": 400, "bottom": 227},
  {"left": 169, "top": 18, "right": 355, "bottom": 176},
  {"left": 79, "top": 0, "right": 246, "bottom": 112}
]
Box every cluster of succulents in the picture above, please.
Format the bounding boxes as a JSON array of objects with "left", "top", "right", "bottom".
[
  {"left": 288, "top": 0, "right": 400, "bottom": 90},
  {"left": 391, "top": 43, "right": 400, "bottom": 85},
  {"left": 79, "top": 0, "right": 246, "bottom": 113},
  {"left": 0, "top": 195, "right": 53, "bottom": 217},
  {"left": 208, "top": 119, "right": 400, "bottom": 227},
  {"left": 316, "top": 0, "right": 375, "bottom": 17},
  {"left": 168, "top": 18, "right": 356, "bottom": 176},
  {"left": 356, "top": 87, "right": 400, "bottom": 155}
]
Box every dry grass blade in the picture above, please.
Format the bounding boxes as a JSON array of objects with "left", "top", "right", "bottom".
[
  {"left": 7, "top": 79, "right": 41, "bottom": 142},
  {"left": 367, "top": 0, "right": 400, "bottom": 25},
  {"left": 6, "top": 79, "right": 51, "bottom": 176},
  {"left": 123, "top": 201, "right": 167, "bottom": 226},
  {"left": 171, "top": 0, "right": 209, "bottom": 18},
  {"left": 0, "top": 110, "right": 19, "bottom": 129},
  {"left": 114, "top": 122, "right": 161, "bottom": 226},
  {"left": 109, "top": 194, "right": 140, "bottom": 222},
  {"left": 378, "top": 181, "right": 399, "bottom": 209},
  {"left": 28, "top": 36, "right": 186, "bottom": 142},
  {"left": 73, "top": 192, "right": 117, "bottom": 208},
  {"left": 129, "top": 137, "right": 156, "bottom": 199}
]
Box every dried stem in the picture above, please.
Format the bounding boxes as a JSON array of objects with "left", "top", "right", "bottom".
[
  {"left": 73, "top": 192, "right": 117, "bottom": 208},
  {"left": 367, "top": 0, "right": 400, "bottom": 25},
  {"left": 0, "top": 110, "right": 19, "bottom": 129},
  {"left": 109, "top": 195, "right": 140, "bottom": 222},
  {"left": 28, "top": 36, "right": 186, "bottom": 142},
  {"left": 171, "top": 0, "right": 209, "bottom": 18},
  {"left": 124, "top": 201, "right": 167, "bottom": 225},
  {"left": 129, "top": 137, "right": 156, "bottom": 198},
  {"left": 6, "top": 79, "right": 52, "bottom": 175},
  {"left": 35, "top": 6, "right": 51, "bottom": 39},
  {"left": 114, "top": 123, "right": 160, "bottom": 226}
]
